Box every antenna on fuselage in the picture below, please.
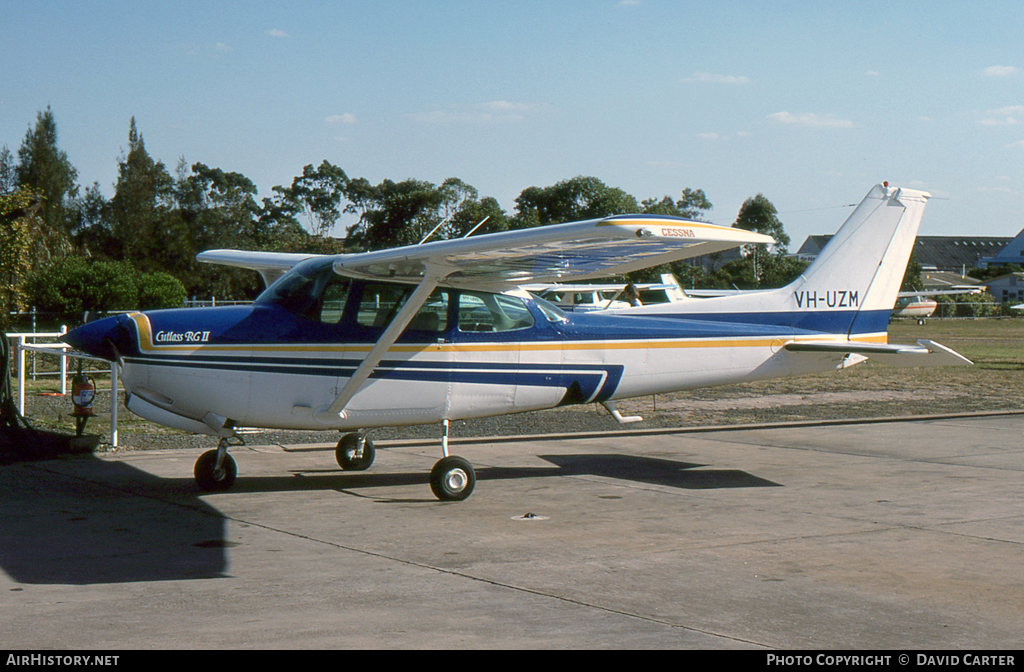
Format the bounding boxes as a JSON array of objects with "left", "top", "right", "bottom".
[
  {"left": 418, "top": 219, "right": 449, "bottom": 245},
  {"left": 462, "top": 215, "right": 490, "bottom": 238}
]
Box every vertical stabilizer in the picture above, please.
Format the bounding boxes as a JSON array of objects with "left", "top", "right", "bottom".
[
  {"left": 795, "top": 184, "right": 930, "bottom": 337},
  {"left": 638, "top": 184, "right": 931, "bottom": 340}
]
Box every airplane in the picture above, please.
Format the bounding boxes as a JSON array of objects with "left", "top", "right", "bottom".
[
  {"left": 62, "top": 183, "right": 971, "bottom": 501},
  {"left": 893, "top": 289, "right": 982, "bottom": 322},
  {"left": 528, "top": 277, "right": 689, "bottom": 311}
]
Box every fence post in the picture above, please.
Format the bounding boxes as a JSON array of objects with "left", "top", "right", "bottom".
[
  {"left": 59, "top": 326, "right": 68, "bottom": 395},
  {"left": 30, "top": 307, "right": 36, "bottom": 381},
  {"left": 109, "top": 361, "right": 119, "bottom": 448},
  {"left": 16, "top": 335, "right": 25, "bottom": 415}
]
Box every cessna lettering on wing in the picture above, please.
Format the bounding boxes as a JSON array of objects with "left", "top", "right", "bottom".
[
  {"left": 793, "top": 290, "right": 859, "bottom": 309},
  {"left": 660, "top": 227, "right": 695, "bottom": 238},
  {"left": 155, "top": 330, "right": 211, "bottom": 343}
]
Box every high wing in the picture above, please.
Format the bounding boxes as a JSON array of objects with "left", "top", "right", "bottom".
[
  {"left": 196, "top": 250, "right": 321, "bottom": 286},
  {"left": 330, "top": 215, "right": 773, "bottom": 289}
]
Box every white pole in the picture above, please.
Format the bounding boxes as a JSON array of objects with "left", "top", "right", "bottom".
[
  {"left": 109, "top": 361, "right": 119, "bottom": 447},
  {"left": 59, "top": 326, "right": 68, "bottom": 396},
  {"left": 16, "top": 336, "right": 25, "bottom": 415}
]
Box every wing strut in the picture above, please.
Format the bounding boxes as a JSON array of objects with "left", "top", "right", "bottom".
[{"left": 317, "top": 269, "right": 444, "bottom": 421}]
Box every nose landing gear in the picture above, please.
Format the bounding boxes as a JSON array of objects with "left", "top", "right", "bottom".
[{"left": 194, "top": 436, "right": 240, "bottom": 491}]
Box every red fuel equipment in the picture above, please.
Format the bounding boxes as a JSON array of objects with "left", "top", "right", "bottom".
[{"left": 71, "top": 368, "right": 95, "bottom": 436}]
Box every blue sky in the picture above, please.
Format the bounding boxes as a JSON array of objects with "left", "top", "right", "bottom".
[{"left": 2, "top": 0, "right": 1023, "bottom": 247}]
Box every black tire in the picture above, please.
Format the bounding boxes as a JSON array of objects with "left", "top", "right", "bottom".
[
  {"left": 429, "top": 455, "right": 475, "bottom": 501},
  {"left": 336, "top": 433, "right": 375, "bottom": 471},
  {"left": 194, "top": 449, "right": 237, "bottom": 491}
]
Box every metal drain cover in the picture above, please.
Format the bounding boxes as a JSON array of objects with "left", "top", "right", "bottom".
[{"left": 511, "top": 512, "right": 549, "bottom": 521}]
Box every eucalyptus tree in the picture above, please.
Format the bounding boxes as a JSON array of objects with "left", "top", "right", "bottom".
[{"left": 14, "top": 107, "right": 78, "bottom": 259}]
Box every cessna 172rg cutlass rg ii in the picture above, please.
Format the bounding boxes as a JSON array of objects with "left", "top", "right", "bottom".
[{"left": 63, "top": 184, "right": 970, "bottom": 501}]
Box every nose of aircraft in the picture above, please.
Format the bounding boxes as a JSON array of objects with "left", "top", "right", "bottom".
[{"left": 62, "top": 314, "right": 132, "bottom": 362}]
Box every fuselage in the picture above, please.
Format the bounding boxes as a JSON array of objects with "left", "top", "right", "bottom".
[{"left": 65, "top": 257, "right": 873, "bottom": 433}]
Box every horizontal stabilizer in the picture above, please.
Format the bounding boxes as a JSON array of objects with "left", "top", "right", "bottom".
[
  {"left": 197, "top": 250, "right": 320, "bottom": 286},
  {"left": 784, "top": 339, "right": 972, "bottom": 367}
]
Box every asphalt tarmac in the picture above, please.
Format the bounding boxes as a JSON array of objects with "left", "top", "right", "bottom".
[{"left": 2, "top": 413, "right": 1022, "bottom": 650}]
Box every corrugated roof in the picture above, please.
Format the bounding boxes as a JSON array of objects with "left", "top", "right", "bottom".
[{"left": 794, "top": 235, "right": 1014, "bottom": 271}]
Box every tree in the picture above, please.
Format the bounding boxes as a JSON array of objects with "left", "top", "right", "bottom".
[
  {"left": 901, "top": 252, "right": 924, "bottom": 292},
  {"left": 734, "top": 193, "right": 789, "bottom": 251},
  {"left": 732, "top": 193, "right": 792, "bottom": 287},
  {"left": 641, "top": 188, "right": 713, "bottom": 220},
  {"left": 448, "top": 195, "right": 509, "bottom": 238},
  {"left": 512, "top": 176, "right": 638, "bottom": 229},
  {"left": 0, "top": 188, "right": 39, "bottom": 328},
  {"left": 15, "top": 107, "right": 79, "bottom": 238},
  {"left": 344, "top": 178, "right": 448, "bottom": 250},
  {"left": 0, "top": 147, "right": 16, "bottom": 195},
  {"left": 167, "top": 161, "right": 268, "bottom": 299},
  {"left": 108, "top": 118, "right": 174, "bottom": 270},
  {"left": 272, "top": 161, "right": 349, "bottom": 237}
]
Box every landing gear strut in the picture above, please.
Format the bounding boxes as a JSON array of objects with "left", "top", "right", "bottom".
[
  {"left": 194, "top": 437, "right": 238, "bottom": 491},
  {"left": 429, "top": 419, "right": 475, "bottom": 501}
]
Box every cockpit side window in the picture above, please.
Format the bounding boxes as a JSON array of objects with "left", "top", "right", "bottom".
[
  {"left": 356, "top": 283, "right": 449, "bottom": 332},
  {"left": 318, "top": 276, "right": 351, "bottom": 324},
  {"left": 458, "top": 292, "right": 535, "bottom": 332}
]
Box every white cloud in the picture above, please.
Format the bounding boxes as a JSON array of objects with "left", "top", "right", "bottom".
[
  {"left": 266, "top": 29, "right": 290, "bottom": 38},
  {"left": 1009, "top": 140, "right": 1024, "bottom": 150},
  {"left": 684, "top": 72, "right": 752, "bottom": 85},
  {"left": 325, "top": 113, "right": 358, "bottom": 125},
  {"left": 618, "top": 0, "right": 641, "bottom": 5},
  {"left": 865, "top": 70, "right": 880, "bottom": 77},
  {"left": 980, "top": 105, "right": 1024, "bottom": 126},
  {"left": 767, "top": 111, "right": 854, "bottom": 128},
  {"left": 696, "top": 132, "right": 720, "bottom": 140},
  {"left": 215, "top": 42, "right": 232, "bottom": 52},
  {"left": 983, "top": 65, "right": 1018, "bottom": 77}
]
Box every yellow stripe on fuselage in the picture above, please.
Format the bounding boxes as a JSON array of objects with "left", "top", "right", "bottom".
[{"left": 128, "top": 312, "right": 886, "bottom": 358}]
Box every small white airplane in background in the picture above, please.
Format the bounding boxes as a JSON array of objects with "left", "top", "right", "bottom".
[
  {"left": 893, "top": 289, "right": 982, "bottom": 322},
  {"left": 530, "top": 281, "right": 686, "bottom": 311},
  {"left": 64, "top": 184, "right": 971, "bottom": 501}
]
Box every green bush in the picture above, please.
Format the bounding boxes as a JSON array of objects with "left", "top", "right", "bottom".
[
  {"left": 137, "top": 271, "right": 186, "bottom": 310},
  {"left": 25, "top": 257, "right": 185, "bottom": 316}
]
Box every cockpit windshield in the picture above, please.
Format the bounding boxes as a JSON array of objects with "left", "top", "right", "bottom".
[
  {"left": 255, "top": 258, "right": 350, "bottom": 323},
  {"left": 529, "top": 293, "right": 568, "bottom": 323}
]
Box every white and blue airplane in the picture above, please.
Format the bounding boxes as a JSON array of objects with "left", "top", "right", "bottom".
[{"left": 63, "top": 183, "right": 970, "bottom": 501}]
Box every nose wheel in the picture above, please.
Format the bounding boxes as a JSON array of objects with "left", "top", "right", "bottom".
[{"left": 336, "top": 433, "right": 375, "bottom": 471}]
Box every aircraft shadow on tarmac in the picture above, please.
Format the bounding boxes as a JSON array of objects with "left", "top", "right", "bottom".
[
  {"left": 227, "top": 452, "right": 781, "bottom": 496},
  {"left": 0, "top": 454, "right": 228, "bottom": 586},
  {"left": 0, "top": 452, "right": 777, "bottom": 585}
]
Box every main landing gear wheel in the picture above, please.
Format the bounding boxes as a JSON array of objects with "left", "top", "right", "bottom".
[
  {"left": 336, "top": 433, "right": 375, "bottom": 471},
  {"left": 194, "top": 449, "right": 237, "bottom": 491},
  {"left": 430, "top": 455, "right": 476, "bottom": 501}
]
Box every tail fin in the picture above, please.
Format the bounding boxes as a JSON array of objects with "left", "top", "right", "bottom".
[
  {"left": 647, "top": 184, "right": 930, "bottom": 339},
  {"left": 790, "top": 184, "right": 930, "bottom": 337},
  {"left": 794, "top": 183, "right": 933, "bottom": 336}
]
